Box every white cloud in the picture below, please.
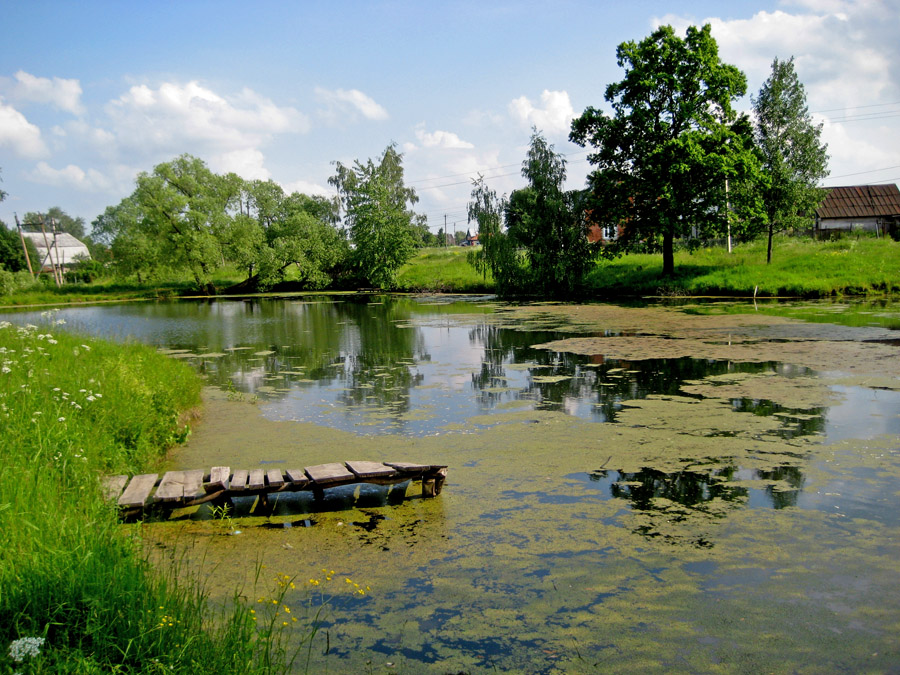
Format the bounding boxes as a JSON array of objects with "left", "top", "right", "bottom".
[
  {"left": 105, "top": 80, "right": 309, "bottom": 159},
  {"left": 279, "top": 177, "right": 333, "bottom": 197},
  {"left": 657, "top": 2, "right": 900, "bottom": 107},
  {"left": 508, "top": 90, "right": 575, "bottom": 135},
  {"left": 0, "top": 99, "right": 48, "bottom": 158},
  {"left": 12, "top": 71, "right": 84, "bottom": 115},
  {"left": 656, "top": 1, "right": 900, "bottom": 183},
  {"left": 314, "top": 87, "right": 389, "bottom": 122},
  {"left": 414, "top": 126, "right": 474, "bottom": 150},
  {"left": 210, "top": 148, "right": 271, "bottom": 180},
  {"left": 27, "top": 161, "right": 111, "bottom": 191}
]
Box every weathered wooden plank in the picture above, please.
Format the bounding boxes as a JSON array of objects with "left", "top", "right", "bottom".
[
  {"left": 305, "top": 462, "right": 355, "bottom": 485},
  {"left": 154, "top": 471, "right": 186, "bottom": 502},
  {"left": 266, "top": 468, "right": 284, "bottom": 489},
  {"left": 102, "top": 475, "right": 128, "bottom": 501},
  {"left": 247, "top": 469, "right": 266, "bottom": 491},
  {"left": 205, "top": 466, "right": 230, "bottom": 493},
  {"left": 285, "top": 469, "right": 309, "bottom": 487},
  {"left": 346, "top": 461, "right": 397, "bottom": 479},
  {"left": 230, "top": 469, "right": 249, "bottom": 492},
  {"left": 385, "top": 462, "right": 447, "bottom": 475},
  {"left": 182, "top": 469, "right": 205, "bottom": 501},
  {"left": 118, "top": 474, "right": 158, "bottom": 508}
]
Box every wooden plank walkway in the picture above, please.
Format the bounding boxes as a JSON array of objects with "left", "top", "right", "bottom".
[{"left": 103, "top": 461, "right": 448, "bottom": 518}]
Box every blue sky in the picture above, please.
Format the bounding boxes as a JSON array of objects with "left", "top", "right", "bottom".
[{"left": 2, "top": 0, "right": 899, "bottom": 236}]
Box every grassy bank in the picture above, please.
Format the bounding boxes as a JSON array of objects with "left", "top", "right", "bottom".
[
  {"left": 0, "top": 316, "right": 293, "bottom": 673},
  {"left": 585, "top": 235, "right": 900, "bottom": 298},
  {"left": 396, "top": 236, "right": 899, "bottom": 297},
  {"left": 394, "top": 246, "right": 492, "bottom": 293},
  {"left": 2, "top": 236, "right": 897, "bottom": 307}
]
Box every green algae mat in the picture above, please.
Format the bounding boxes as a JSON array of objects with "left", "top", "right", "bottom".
[{"left": 8, "top": 296, "right": 900, "bottom": 673}]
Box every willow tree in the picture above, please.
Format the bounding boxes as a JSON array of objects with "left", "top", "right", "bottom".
[
  {"left": 329, "top": 144, "right": 420, "bottom": 290},
  {"left": 753, "top": 56, "right": 829, "bottom": 263},
  {"left": 570, "top": 24, "right": 760, "bottom": 276}
]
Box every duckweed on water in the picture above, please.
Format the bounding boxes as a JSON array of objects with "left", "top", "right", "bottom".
[{"left": 7, "top": 298, "right": 900, "bottom": 672}]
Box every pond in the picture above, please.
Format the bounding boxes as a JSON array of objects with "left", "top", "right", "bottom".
[{"left": 7, "top": 295, "right": 900, "bottom": 673}]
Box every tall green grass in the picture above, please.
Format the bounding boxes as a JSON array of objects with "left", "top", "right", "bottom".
[
  {"left": 585, "top": 235, "right": 900, "bottom": 297},
  {"left": 0, "top": 314, "right": 298, "bottom": 673}
]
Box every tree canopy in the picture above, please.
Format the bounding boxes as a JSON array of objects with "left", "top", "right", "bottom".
[
  {"left": 752, "top": 56, "right": 829, "bottom": 263},
  {"left": 92, "top": 154, "right": 346, "bottom": 292},
  {"left": 570, "top": 23, "right": 762, "bottom": 276},
  {"left": 467, "top": 130, "right": 591, "bottom": 297},
  {"left": 329, "top": 144, "right": 421, "bottom": 290}
]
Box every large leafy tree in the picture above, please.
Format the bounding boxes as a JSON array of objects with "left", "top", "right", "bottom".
[
  {"left": 329, "top": 144, "right": 420, "bottom": 289},
  {"left": 570, "top": 24, "right": 760, "bottom": 276},
  {"left": 134, "top": 154, "right": 232, "bottom": 293},
  {"left": 753, "top": 56, "right": 829, "bottom": 263}
]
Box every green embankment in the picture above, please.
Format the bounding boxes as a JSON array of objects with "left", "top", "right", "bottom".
[
  {"left": 1, "top": 235, "right": 897, "bottom": 305},
  {"left": 397, "top": 236, "right": 899, "bottom": 297},
  {"left": 0, "top": 317, "right": 288, "bottom": 673}
]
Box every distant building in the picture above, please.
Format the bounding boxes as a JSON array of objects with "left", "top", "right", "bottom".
[
  {"left": 460, "top": 231, "right": 480, "bottom": 246},
  {"left": 21, "top": 232, "right": 91, "bottom": 272},
  {"left": 815, "top": 184, "right": 900, "bottom": 238}
]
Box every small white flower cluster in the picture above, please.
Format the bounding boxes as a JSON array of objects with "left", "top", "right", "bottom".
[{"left": 8, "top": 636, "right": 45, "bottom": 663}]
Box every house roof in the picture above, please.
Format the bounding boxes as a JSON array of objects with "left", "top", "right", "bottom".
[
  {"left": 816, "top": 184, "right": 900, "bottom": 220},
  {"left": 21, "top": 232, "right": 91, "bottom": 263}
]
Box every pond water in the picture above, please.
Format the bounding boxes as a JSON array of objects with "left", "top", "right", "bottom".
[{"left": 7, "top": 296, "right": 900, "bottom": 673}]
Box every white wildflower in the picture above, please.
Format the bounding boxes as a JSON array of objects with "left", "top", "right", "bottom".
[
  {"left": 58, "top": 417, "right": 65, "bottom": 422},
  {"left": 8, "top": 635, "right": 46, "bottom": 663},
  {"left": 47, "top": 339, "right": 57, "bottom": 345},
  {"left": 95, "top": 393, "right": 102, "bottom": 398},
  {"left": 86, "top": 395, "right": 96, "bottom": 402},
  {"left": 1, "top": 366, "right": 9, "bottom": 374},
  {"left": 81, "top": 344, "right": 91, "bottom": 351}
]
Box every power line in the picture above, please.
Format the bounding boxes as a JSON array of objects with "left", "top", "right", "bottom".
[
  {"left": 825, "top": 164, "right": 900, "bottom": 180},
  {"left": 811, "top": 100, "right": 900, "bottom": 114}
]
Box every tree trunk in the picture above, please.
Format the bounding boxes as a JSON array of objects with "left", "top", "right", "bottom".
[
  {"left": 662, "top": 230, "right": 675, "bottom": 276},
  {"left": 766, "top": 221, "right": 774, "bottom": 264}
]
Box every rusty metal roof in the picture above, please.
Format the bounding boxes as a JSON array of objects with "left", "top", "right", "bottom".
[{"left": 816, "top": 184, "right": 900, "bottom": 219}]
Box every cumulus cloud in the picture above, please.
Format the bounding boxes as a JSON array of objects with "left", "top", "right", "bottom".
[
  {"left": 280, "top": 178, "right": 333, "bottom": 197},
  {"left": 105, "top": 80, "right": 309, "bottom": 159},
  {"left": 11, "top": 71, "right": 84, "bottom": 115},
  {"left": 314, "top": 87, "right": 389, "bottom": 122},
  {"left": 508, "top": 90, "right": 575, "bottom": 135},
  {"left": 657, "top": 2, "right": 900, "bottom": 107},
  {"left": 0, "top": 99, "right": 48, "bottom": 158},
  {"left": 656, "top": 1, "right": 900, "bottom": 180},
  {"left": 27, "top": 161, "right": 111, "bottom": 191},
  {"left": 210, "top": 148, "right": 271, "bottom": 180},
  {"left": 414, "top": 126, "right": 474, "bottom": 150}
]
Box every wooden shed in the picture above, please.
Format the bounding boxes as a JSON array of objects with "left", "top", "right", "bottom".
[{"left": 815, "top": 184, "right": 900, "bottom": 238}]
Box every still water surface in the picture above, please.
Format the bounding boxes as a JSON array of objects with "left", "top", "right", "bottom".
[{"left": 7, "top": 296, "right": 900, "bottom": 673}]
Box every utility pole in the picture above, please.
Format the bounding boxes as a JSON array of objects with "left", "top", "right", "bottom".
[
  {"left": 13, "top": 214, "right": 35, "bottom": 277},
  {"left": 725, "top": 177, "right": 732, "bottom": 253},
  {"left": 444, "top": 214, "right": 447, "bottom": 246},
  {"left": 38, "top": 215, "right": 62, "bottom": 287}
]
